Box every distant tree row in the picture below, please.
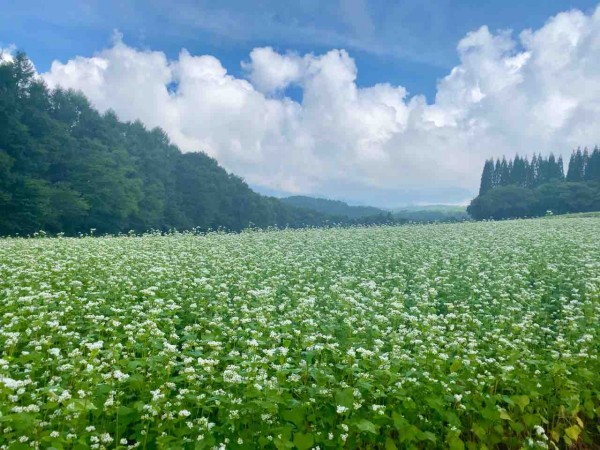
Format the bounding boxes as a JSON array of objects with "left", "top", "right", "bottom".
[
  {"left": 478, "top": 149, "right": 600, "bottom": 195},
  {"left": 470, "top": 149, "right": 600, "bottom": 219},
  {"left": 0, "top": 53, "right": 402, "bottom": 236},
  {"left": 281, "top": 196, "right": 386, "bottom": 219}
]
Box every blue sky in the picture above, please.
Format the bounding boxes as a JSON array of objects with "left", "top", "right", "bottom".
[
  {"left": 3, "top": 0, "right": 597, "bottom": 102},
  {"left": 2, "top": 1, "right": 600, "bottom": 206}
]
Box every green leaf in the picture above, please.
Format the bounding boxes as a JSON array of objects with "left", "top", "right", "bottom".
[
  {"left": 335, "top": 387, "right": 354, "bottom": 408},
  {"left": 448, "top": 436, "right": 465, "bottom": 450},
  {"left": 450, "top": 359, "right": 462, "bottom": 373},
  {"left": 502, "top": 396, "right": 515, "bottom": 406},
  {"left": 293, "top": 432, "right": 314, "bottom": 450},
  {"left": 420, "top": 431, "right": 437, "bottom": 443},
  {"left": 47, "top": 442, "right": 65, "bottom": 450},
  {"left": 564, "top": 425, "right": 581, "bottom": 441},
  {"left": 274, "top": 441, "right": 294, "bottom": 450},
  {"left": 472, "top": 423, "right": 486, "bottom": 440},
  {"left": 445, "top": 411, "right": 461, "bottom": 427},
  {"left": 426, "top": 396, "right": 445, "bottom": 412},
  {"left": 4, "top": 413, "right": 36, "bottom": 432},
  {"left": 354, "top": 419, "right": 378, "bottom": 434},
  {"left": 8, "top": 444, "right": 35, "bottom": 450},
  {"left": 512, "top": 395, "right": 529, "bottom": 412},
  {"left": 273, "top": 427, "right": 294, "bottom": 450},
  {"left": 499, "top": 410, "right": 512, "bottom": 421},
  {"left": 117, "top": 405, "right": 134, "bottom": 416},
  {"left": 392, "top": 411, "right": 409, "bottom": 430},
  {"left": 509, "top": 421, "right": 524, "bottom": 433},
  {"left": 385, "top": 438, "right": 398, "bottom": 450},
  {"left": 281, "top": 407, "right": 305, "bottom": 429},
  {"left": 72, "top": 444, "right": 89, "bottom": 450}
]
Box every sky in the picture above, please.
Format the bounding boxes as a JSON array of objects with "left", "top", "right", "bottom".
[{"left": 2, "top": 0, "right": 600, "bottom": 207}]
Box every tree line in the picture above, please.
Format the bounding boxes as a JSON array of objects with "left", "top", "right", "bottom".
[
  {"left": 469, "top": 149, "right": 600, "bottom": 219},
  {"left": 0, "top": 53, "right": 401, "bottom": 236},
  {"left": 281, "top": 196, "right": 386, "bottom": 219}
]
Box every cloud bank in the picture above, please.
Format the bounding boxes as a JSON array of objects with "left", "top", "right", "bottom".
[
  {"left": 1, "top": 46, "right": 16, "bottom": 62},
  {"left": 39, "top": 6, "right": 600, "bottom": 205}
]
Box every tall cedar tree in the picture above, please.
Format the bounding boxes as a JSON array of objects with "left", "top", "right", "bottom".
[
  {"left": 567, "top": 149, "right": 586, "bottom": 181},
  {"left": 478, "top": 159, "right": 494, "bottom": 195},
  {"left": 585, "top": 147, "right": 600, "bottom": 181}
]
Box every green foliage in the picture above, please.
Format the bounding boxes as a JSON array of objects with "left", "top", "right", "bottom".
[
  {"left": 479, "top": 159, "right": 494, "bottom": 195},
  {"left": 468, "top": 182, "right": 600, "bottom": 220},
  {"left": 470, "top": 149, "right": 600, "bottom": 220},
  {"left": 281, "top": 196, "right": 385, "bottom": 219},
  {"left": 468, "top": 185, "right": 537, "bottom": 219},
  {"left": 0, "top": 218, "right": 598, "bottom": 448}
]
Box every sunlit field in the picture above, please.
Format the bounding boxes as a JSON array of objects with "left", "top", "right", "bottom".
[{"left": 0, "top": 218, "right": 599, "bottom": 449}]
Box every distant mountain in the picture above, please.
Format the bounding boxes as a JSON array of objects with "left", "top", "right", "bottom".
[
  {"left": 392, "top": 205, "right": 470, "bottom": 222},
  {"left": 390, "top": 204, "right": 467, "bottom": 213},
  {"left": 281, "top": 196, "right": 386, "bottom": 219}
]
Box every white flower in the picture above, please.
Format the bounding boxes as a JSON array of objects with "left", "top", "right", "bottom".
[
  {"left": 112, "top": 370, "right": 129, "bottom": 381},
  {"left": 85, "top": 341, "right": 104, "bottom": 351},
  {"left": 0, "top": 377, "right": 27, "bottom": 390},
  {"left": 336, "top": 405, "right": 349, "bottom": 414}
]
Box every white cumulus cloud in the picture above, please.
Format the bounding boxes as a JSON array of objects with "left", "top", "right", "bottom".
[
  {"left": 0, "top": 45, "right": 16, "bottom": 62},
  {"left": 40, "top": 6, "right": 600, "bottom": 205}
]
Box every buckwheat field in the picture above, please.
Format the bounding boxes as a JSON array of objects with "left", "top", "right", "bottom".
[{"left": 0, "top": 218, "right": 599, "bottom": 450}]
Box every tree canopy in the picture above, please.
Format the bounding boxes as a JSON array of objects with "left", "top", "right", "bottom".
[{"left": 470, "top": 150, "right": 600, "bottom": 220}]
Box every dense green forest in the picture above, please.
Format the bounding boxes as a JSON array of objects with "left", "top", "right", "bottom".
[
  {"left": 0, "top": 53, "right": 405, "bottom": 236},
  {"left": 281, "top": 196, "right": 386, "bottom": 219},
  {"left": 468, "top": 150, "right": 600, "bottom": 219}
]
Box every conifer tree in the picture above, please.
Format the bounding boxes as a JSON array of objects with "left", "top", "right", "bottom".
[
  {"left": 528, "top": 155, "right": 538, "bottom": 187},
  {"left": 493, "top": 159, "right": 502, "bottom": 188},
  {"left": 583, "top": 148, "right": 590, "bottom": 178},
  {"left": 547, "top": 153, "right": 563, "bottom": 181},
  {"left": 584, "top": 146, "right": 600, "bottom": 181},
  {"left": 567, "top": 149, "right": 584, "bottom": 182},
  {"left": 556, "top": 156, "right": 565, "bottom": 180},
  {"left": 499, "top": 157, "right": 510, "bottom": 186},
  {"left": 478, "top": 159, "right": 494, "bottom": 195},
  {"left": 511, "top": 155, "right": 527, "bottom": 186},
  {"left": 538, "top": 153, "right": 550, "bottom": 185},
  {"left": 523, "top": 157, "right": 531, "bottom": 186}
]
